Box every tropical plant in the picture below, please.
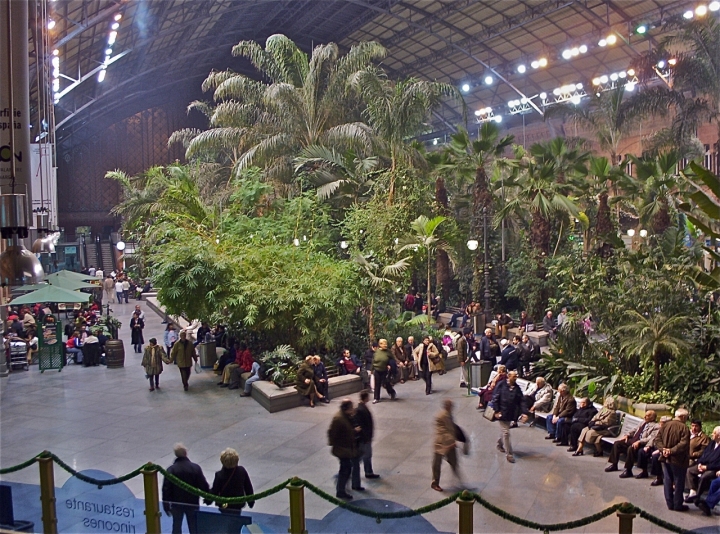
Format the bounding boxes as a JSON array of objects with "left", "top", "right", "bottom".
[
  {"left": 258, "top": 345, "right": 301, "bottom": 388},
  {"left": 350, "top": 72, "right": 461, "bottom": 203},
  {"left": 617, "top": 311, "right": 691, "bottom": 392},
  {"left": 174, "top": 35, "right": 384, "bottom": 189}
]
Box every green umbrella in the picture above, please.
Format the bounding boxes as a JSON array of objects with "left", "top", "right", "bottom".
[
  {"left": 45, "top": 270, "right": 97, "bottom": 282},
  {"left": 11, "top": 283, "right": 51, "bottom": 293},
  {"left": 10, "top": 285, "right": 91, "bottom": 305},
  {"left": 46, "top": 276, "right": 97, "bottom": 291}
]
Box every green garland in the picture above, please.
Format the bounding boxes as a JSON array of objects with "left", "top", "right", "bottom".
[
  {"left": 154, "top": 466, "right": 291, "bottom": 504},
  {"left": 0, "top": 452, "right": 692, "bottom": 533}
]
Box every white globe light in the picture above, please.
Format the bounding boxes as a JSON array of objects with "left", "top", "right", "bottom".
[
  {"left": 571, "top": 47, "right": 579, "bottom": 56},
  {"left": 539, "top": 57, "right": 548, "bottom": 67},
  {"left": 600, "top": 75, "right": 609, "bottom": 84},
  {"left": 461, "top": 83, "right": 470, "bottom": 93},
  {"left": 606, "top": 34, "right": 617, "bottom": 45},
  {"left": 610, "top": 73, "right": 619, "bottom": 81},
  {"left": 683, "top": 10, "right": 694, "bottom": 19},
  {"left": 340, "top": 240, "right": 348, "bottom": 249},
  {"left": 598, "top": 39, "right": 607, "bottom": 47},
  {"left": 116, "top": 241, "right": 126, "bottom": 251},
  {"left": 539, "top": 92, "right": 547, "bottom": 100},
  {"left": 579, "top": 45, "right": 588, "bottom": 54},
  {"left": 562, "top": 49, "right": 572, "bottom": 60},
  {"left": 531, "top": 60, "right": 540, "bottom": 69},
  {"left": 484, "top": 75, "right": 493, "bottom": 85},
  {"left": 494, "top": 115, "right": 502, "bottom": 123},
  {"left": 293, "top": 238, "right": 300, "bottom": 246},
  {"left": 710, "top": 1, "right": 720, "bottom": 12},
  {"left": 517, "top": 64, "right": 526, "bottom": 74},
  {"left": 592, "top": 77, "right": 601, "bottom": 85},
  {"left": 571, "top": 95, "right": 581, "bottom": 105},
  {"left": 639, "top": 229, "right": 648, "bottom": 238},
  {"left": 627, "top": 229, "right": 635, "bottom": 237},
  {"left": 467, "top": 239, "right": 479, "bottom": 251}
]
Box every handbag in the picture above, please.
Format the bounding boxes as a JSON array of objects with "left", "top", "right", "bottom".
[
  {"left": 194, "top": 361, "right": 202, "bottom": 374},
  {"left": 218, "top": 467, "right": 236, "bottom": 509},
  {"left": 483, "top": 405, "right": 497, "bottom": 421}
]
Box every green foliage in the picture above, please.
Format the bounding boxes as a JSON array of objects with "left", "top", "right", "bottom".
[{"left": 257, "top": 345, "right": 301, "bottom": 388}]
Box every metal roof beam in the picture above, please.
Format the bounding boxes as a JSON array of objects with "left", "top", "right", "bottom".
[{"left": 52, "top": 1, "right": 124, "bottom": 49}]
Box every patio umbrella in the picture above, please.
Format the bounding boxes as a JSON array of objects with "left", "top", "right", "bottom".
[
  {"left": 10, "top": 283, "right": 51, "bottom": 293},
  {"left": 46, "top": 276, "right": 97, "bottom": 291},
  {"left": 45, "top": 270, "right": 96, "bottom": 282},
  {"left": 10, "top": 285, "right": 91, "bottom": 305}
]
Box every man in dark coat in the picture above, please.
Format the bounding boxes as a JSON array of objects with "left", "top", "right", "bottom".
[
  {"left": 654, "top": 408, "right": 691, "bottom": 512},
  {"left": 685, "top": 426, "right": 720, "bottom": 503},
  {"left": 457, "top": 328, "right": 473, "bottom": 388},
  {"left": 328, "top": 399, "right": 358, "bottom": 500},
  {"left": 498, "top": 336, "right": 521, "bottom": 371},
  {"left": 161, "top": 444, "right": 210, "bottom": 534},
  {"left": 353, "top": 390, "right": 380, "bottom": 485},
  {"left": 492, "top": 370, "right": 523, "bottom": 463}
]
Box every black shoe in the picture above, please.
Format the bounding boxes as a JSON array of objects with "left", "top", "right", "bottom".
[
  {"left": 593, "top": 451, "right": 603, "bottom": 457},
  {"left": 567, "top": 447, "right": 575, "bottom": 452},
  {"left": 336, "top": 493, "right": 353, "bottom": 500},
  {"left": 220, "top": 383, "right": 229, "bottom": 388},
  {"left": 635, "top": 470, "right": 648, "bottom": 479},
  {"left": 545, "top": 435, "right": 555, "bottom": 440},
  {"left": 552, "top": 439, "right": 560, "bottom": 443},
  {"left": 697, "top": 500, "right": 712, "bottom": 517},
  {"left": 460, "top": 383, "right": 467, "bottom": 388},
  {"left": 684, "top": 494, "right": 697, "bottom": 503},
  {"left": 556, "top": 442, "right": 569, "bottom": 446},
  {"left": 217, "top": 381, "right": 225, "bottom": 386},
  {"left": 572, "top": 450, "right": 583, "bottom": 456},
  {"left": 228, "top": 385, "right": 239, "bottom": 390},
  {"left": 352, "top": 486, "right": 365, "bottom": 491},
  {"left": 605, "top": 464, "right": 618, "bottom": 472},
  {"left": 650, "top": 478, "right": 663, "bottom": 487},
  {"left": 365, "top": 474, "right": 380, "bottom": 479},
  {"left": 323, "top": 398, "right": 331, "bottom": 404},
  {"left": 674, "top": 505, "right": 689, "bottom": 512},
  {"left": 619, "top": 470, "right": 633, "bottom": 479}
]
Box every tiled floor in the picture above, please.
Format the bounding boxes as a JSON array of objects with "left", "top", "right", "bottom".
[{"left": 1, "top": 300, "right": 717, "bottom": 533}]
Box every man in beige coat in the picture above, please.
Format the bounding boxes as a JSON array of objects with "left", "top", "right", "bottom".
[
  {"left": 431, "top": 399, "right": 461, "bottom": 492},
  {"left": 170, "top": 331, "right": 198, "bottom": 391}
]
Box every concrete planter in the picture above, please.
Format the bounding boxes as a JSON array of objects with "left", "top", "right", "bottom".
[{"left": 615, "top": 395, "right": 672, "bottom": 418}]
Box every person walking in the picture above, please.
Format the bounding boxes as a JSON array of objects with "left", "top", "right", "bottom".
[
  {"left": 328, "top": 399, "right": 358, "bottom": 500},
  {"left": 141, "top": 338, "right": 166, "bottom": 391},
  {"left": 163, "top": 324, "right": 178, "bottom": 357},
  {"left": 655, "top": 408, "right": 691, "bottom": 512},
  {"left": 205, "top": 448, "right": 254, "bottom": 516},
  {"left": 161, "top": 443, "right": 209, "bottom": 534},
  {"left": 371, "top": 339, "right": 396, "bottom": 404},
  {"left": 102, "top": 275, "right": 115, "bottom": 304},
  {"left": 122, "top": 277, "right": 130, "bottom": 303},
  {"left": 413, "top": 335, "right": 440, "bottom": 395},
  {"left": 130, "top": 311, "right": 145, "bottom": 353},
  {"left": 353, "top": 390, "right": 380, "bottom": 483},
  {"left": 492, "top": 370, "right": 523, "bottom": 463},
  {"left": 170, "top": 331, "right": 198, "bottom": 391},
  {"left": 114, "top": 278, "right": 124, "bottom": 304},
  {"left": 431, "top": 399, "right": 462, "bottom": 492}
]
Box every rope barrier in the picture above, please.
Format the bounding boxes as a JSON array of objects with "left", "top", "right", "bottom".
[{"left": 0, "top": 452, "right": 691, "bottom": 532}]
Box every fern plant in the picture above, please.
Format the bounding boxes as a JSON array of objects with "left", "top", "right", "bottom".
[{"left": 258, "top": 344, "right": 301, "bottom": 388}]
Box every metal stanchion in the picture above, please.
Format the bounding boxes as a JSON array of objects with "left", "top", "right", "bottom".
[
  {"left": 456, "top": 490, "right": 475, "bottom": 534},
  {"left": 617, "top": 510, "right": 636, "bottom": 534},
  {"left": 142, "top": 468, "right": 162, "bottom": 534},
  {"left": 287, "top": 478, "right": 307, "bottom": 534},
  {"left": 38, "top": 456, "right": 57, "bottom": 534}
]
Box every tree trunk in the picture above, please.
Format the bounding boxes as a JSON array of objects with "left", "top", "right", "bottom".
[
  {"left": 595, "top": 192, "right": 614, "bottom": 258},
  {"left": 435, "top": 175, "right": 451, "bottom": 302},
  {"left": 652, "top": 199, "right": 671, "bottom": 235},
  {"left": 531, "top": 212, "right": 552, "bottom": 260},
  {"left": 472, "top": 166, "right": 492, "bottom": 303}
]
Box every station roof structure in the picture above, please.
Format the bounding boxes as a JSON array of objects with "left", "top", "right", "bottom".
[{"left": 42, "top": 0, "right": 702, "bottom": 148}]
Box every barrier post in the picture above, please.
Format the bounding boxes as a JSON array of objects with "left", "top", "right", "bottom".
[
  {"left": 457, "top": 490, "right": 475, "bottom": 534},
  {"left": 142, "top": 467, "right": 162, "bottom": 534},
  {"left": 38, "top": 456, "right": 58, "bottom": 534},
  {"left": 287, "top": 478, "right": 307, "bottom": 534},
  {"left": 617, "top": 510, "right": 636, "bottom": 534}
]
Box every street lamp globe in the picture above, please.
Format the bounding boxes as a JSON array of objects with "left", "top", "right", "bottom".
[
  {"left": 466, "top": 239, "right": 479, "bottom": 251},
  {"left": 639, "top": 229, "right": 648, "bottom": 238},
  {"left": 627, "top": 229, "right": 635, "bottom": 237},
  {"left": 340, "top": 240, "right": 348, "bottom": 249},
  {"left": 116, "top": 241, "right": 126, "bottom": 251}
]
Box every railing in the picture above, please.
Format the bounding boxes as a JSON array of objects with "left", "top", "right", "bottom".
[{"left": 0, "top": 451, "right": 688, "bottom": 534}]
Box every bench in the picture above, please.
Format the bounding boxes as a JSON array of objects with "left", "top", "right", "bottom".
[
  {"left": 250, "top": 374, "right": 363, "bottom": 413},
  {"left": 601, "top": 413, "right": 640, "bottom": 447}
]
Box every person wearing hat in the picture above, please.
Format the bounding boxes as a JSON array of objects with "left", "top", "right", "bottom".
[{"left": 142, "top": 338, "right": 167, "bottom": 391}]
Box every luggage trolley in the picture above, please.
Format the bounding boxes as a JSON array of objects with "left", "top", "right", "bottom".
[{"left": 8, "top": 339, "right": 29, "bottom": 371}]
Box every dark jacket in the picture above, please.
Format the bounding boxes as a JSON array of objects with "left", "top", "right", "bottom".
[
  {"left": 354, "top": 402, "right": 374, "bottom": 443},
  {"left": 478, "top": 336, "right": 493, "bottom": 362},
  {"left": 519, "top": 340, "right": 537, "bottom": 362},
  {"left": 492, "top": 380, "right": 523, "bottom": 422},
  {"left": 499, "top": 345, "right": 520, "bottom": 371},
  {"left": 697, "top": 441, "right": 720, "bottom": 471},
  {"left": 313, "top": 361, "right": 328, "bottom": 382},
  {"left": 457, "top": 336, "right": 468, "bottom": 364},
  {"left": 162, "top": 457, "right": 209, "bottom": 507},
  {"left": 206, "top": 466, "right": 254, "bottom": 513},
  {"left": 403, "top": 342, "right": 414, "bottom": 362},
  {"left": 328, "top": 411, "right": 357, "bottom": 459},
  {"left": 553, "top": 393, "right": 577, "bottom": 419},
  {"left": 571, "top": 405, "right": 598, "bottom": 426},
  {"left": 654, "top": 419, "right": 691, "bottom": 467}
]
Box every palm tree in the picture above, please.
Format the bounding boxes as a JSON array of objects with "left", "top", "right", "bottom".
[
  {"left": 622, "top": 17, "right": 720, "bottom": 158},
  {"left": 397, "top": 216, "right": 454, "bottom": 306},
  {"left": 174, "top": 35, "right": 384, "bottom": 190},
  {"left": 294, "top": 145, "right": 378, "bottom": 207},
  {"left": 354, "top": 254, "right": 409, "bottom": 340},
  {"left": 446, "top": 123, "right": 514, "bottom": 300},
  {"left": 350, "top": 72, "right": 462, "bottom": 204},
  {"left": 618, "top": 311, "right": 690, "bottom": 392}
]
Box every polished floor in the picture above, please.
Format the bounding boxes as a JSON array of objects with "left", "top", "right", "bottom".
[{"left": 1, "top": 300, "right": 718, "bottom": 533}]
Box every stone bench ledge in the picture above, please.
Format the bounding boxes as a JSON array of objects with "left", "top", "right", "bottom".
[{"left": 250, "top": 374, "right": 363, "bottom": 413}]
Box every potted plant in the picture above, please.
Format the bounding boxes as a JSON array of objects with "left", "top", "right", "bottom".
[{"left": 258, "top": 345, "right": 301, "bottom": 388}]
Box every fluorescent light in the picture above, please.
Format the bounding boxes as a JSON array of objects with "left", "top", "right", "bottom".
[
  {"left": 517, "top": 64, "right": 526, "bottom": 74},
  {"left": 683, "top": 10, "right": 694, "bottom": 19},
  {"left": 461, "top": 83, "right": 470, "bottom": 93},
  {"left": 98, "top": 69, "right": 106, "bottom": 82},
  {"left": 51, "top": 57, "right": 59, "bottom": 68},
  {"left": 484, "top": 75, "right": 493, "bottom": 85},
  {"left": 696, "top": 5, "right": 708, "bottom": 16},
  {"left": 636, "top": 25, "right": 647, "bottom": 34},
  {"left": 105, "top": 48, "right": 113, "bottom": 56},
  {"left": 52, "top": 79, "right": 59, "bottom": 91}
]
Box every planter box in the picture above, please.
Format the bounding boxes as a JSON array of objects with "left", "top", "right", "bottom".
[{"left": 250, "top": 374, "right": 363, "bottom": 413}]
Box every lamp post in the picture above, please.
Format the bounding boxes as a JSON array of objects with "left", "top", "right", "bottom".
[{"left": 482, "top": 207, "right": 491, "bottom": 314}]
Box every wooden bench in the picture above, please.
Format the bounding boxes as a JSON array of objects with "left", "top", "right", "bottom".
[{"left": 601, "top": 412, "right": 640, "bottom": 447}]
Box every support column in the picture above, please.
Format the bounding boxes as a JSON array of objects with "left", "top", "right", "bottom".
[
  {"left": 287, "top": 478, "right": 307, "bottom": 534},
  {"left": 38, "top": 456, "right": 57, "bottom": 534},
  {"left": 456, "top": 490, "right": 475, "bottom": 534},
  {"left": 142, "top": 468, "right": 162, "bottom": 534}
]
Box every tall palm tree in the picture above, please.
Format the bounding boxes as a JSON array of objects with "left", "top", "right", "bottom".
[
  {"left": 446, "top": 123, "right": 514, "bottom": 300},
  {"left": 397, "top": 215, "right": 454, "bottom": 306},
  {"left": 173, "top": 35, "right": 385, "bottom": 189},
  {"left": 350, "top": 72, "right": 461, "bottom": 204},
  {"left": 618, "top": 311, "right": 690, "bottom": 392},
  {"left": 622, "top": 17, "right": 720, "bottom": 158},
  {"left": 425, "top": 149, "right": 453, "bottom": 302}
]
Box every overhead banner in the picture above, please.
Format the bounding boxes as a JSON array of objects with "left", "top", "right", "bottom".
[{"left": 29, "top": 143, "right": 58, "bottom": 229}]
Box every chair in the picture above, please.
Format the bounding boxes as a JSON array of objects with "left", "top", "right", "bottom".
[{"left": 57, "top": 303, "right": 70, "bottom": 319}]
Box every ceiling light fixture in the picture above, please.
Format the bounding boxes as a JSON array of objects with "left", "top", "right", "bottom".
[
  {"left": 683, "top": 10, "right": 694, "bottom": 19},
  {"left": 484, "top": 75, "right": 493, "bottom": 85},
  {"left": 461, "top": 83, "right": 470, "bottom": 93},
  {"left": 696, "top": 4, "right": 708, "bottom": 16},
  {"left": 710, "top": 1, "right": 720, "bottom": 11},
  {"left": 114, "top": 13, "right": 122, "bottom": 21},
  {"left": 517, "top": 64, "right": 526, "bottom": 74},
  {"left": 47, "top": 19, "right": 55, "bottom": 30}
]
